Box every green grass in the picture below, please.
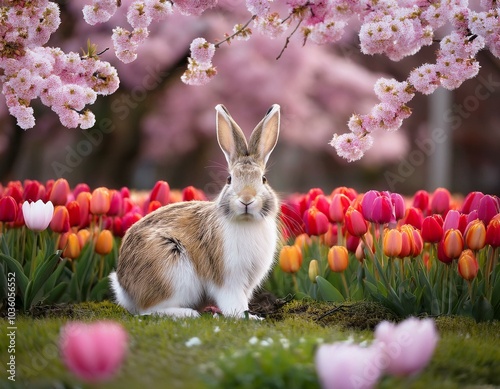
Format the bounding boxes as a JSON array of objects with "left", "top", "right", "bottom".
[{"left": 1, "top": 300, "right": 499, "bottom": 389}]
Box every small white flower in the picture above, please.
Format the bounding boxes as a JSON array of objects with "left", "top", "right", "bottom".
[
  {"left": 248, "top": 336, "right": 259, "bottom": 345},
  {"left": 185, "top": 337, "right": 202, "bottom": 347},
  {"left": 213, "top": 326, "right": 220, "bottom": 333}
]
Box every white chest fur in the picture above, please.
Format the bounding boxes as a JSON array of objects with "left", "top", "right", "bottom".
[{"left": 221, "top": 217, "right": 278, "bottom": 290}]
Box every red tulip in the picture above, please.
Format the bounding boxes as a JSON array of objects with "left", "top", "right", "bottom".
[
  {"left": 329, "top": 193, "right": 351, "bottom": 223},
  {"left": 430, "top": 187, "right": 451, "bottom": 215},
  {"left": 147, "top": 200, "right": 162, "bottom": 214},
  {"left": 345, "top": 233, "right": 360, "bottom": 253},
  {"left": 5, "top": 181, "right": 23, "bottom": 203},
  {"left": 331, "top": 186, "right": 358, "bottom": 201},
  {"left": 23, "top": 180, "right": 45, "bottom": 202},
  {"left": 458, "top": 249, "right": 479, "bottom": 281},
  {"left": 413, "top": 190, "right": 429, "bottom": 214},
  {"left": 442, "top": 229, "right": 464, "bottom": 259},
  {"left": 421, "top": 215, "right": 444, "bottom": 243},
  {"left": 280, "top": 197, "right": 304, "bottom": 239},
  {"left": 305, "top": 188, "right": 324, "bottom": 207},
  {"left": 402, "top": 207, "right": 424, "bottom": 229},
  {"left": 345, "top": 206, "right": 368, "bottom": 237},
  {"left": 50, "top": 206, "right": 70, "bottom": 233},
  {"left": 303, "top": 206, "right": 329, "bottom": 236},
  {"left": 107, "top": 190, "right": 123, "bottom": 217},
  {"left": 60, "top": 321, "right": 128, "bottom": 383},
  {"left": 312, "top": 195, "right": 331, "bottom": 219},
  {"left": 328, "top": 245, "right": 349, "bottom": 272},
  {"left": 66, "top": 200, "right": 81, "bottom": 227},
  {"left": 149, "top": 180, "right": 170, "bottom": 206},
  {"left": 0, "top": 196, "right": 18, "bottom": 223},
  {"left": 121, "top": 212, "right": 142, "bottom": 234},
  {"left": 485, "top": 216, "right": 500, "bottom": 248},
  {"left": 49, "top": 178, "right": 70, "bottom": 206},
  {"left": 182, "top": 186, "right": 207, "bottom": 201}
]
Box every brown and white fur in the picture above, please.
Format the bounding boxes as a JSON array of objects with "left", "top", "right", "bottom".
[{"left": 109, "top": 104, "right": 281, "bottom": 319}]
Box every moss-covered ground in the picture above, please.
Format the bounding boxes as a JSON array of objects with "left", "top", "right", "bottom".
[{"left": 1, "top": 300, "right": 499, "bottom": 389}]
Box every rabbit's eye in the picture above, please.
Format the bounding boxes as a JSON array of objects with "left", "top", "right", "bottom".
[
  {"left": 226, "top": 175, "right": 232, "bottom": 185},
  {"left": 262, "top": 175, "right": 267, "bottom": 184}
]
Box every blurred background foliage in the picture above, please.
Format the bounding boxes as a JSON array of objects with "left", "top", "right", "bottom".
[{"left": 0, "top": 0, "right": 499, "bottom": 196}]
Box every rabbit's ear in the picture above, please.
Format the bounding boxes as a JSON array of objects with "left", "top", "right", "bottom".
[
  {"left": 216, "top": 104, "right": 249, "bottom": 164},
  {"left": 248, "top": 104, "right": 280, "bottom": 165}
]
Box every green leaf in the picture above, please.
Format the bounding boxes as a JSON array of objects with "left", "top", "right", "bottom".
[
  {"left": 472, "top": 296, "right": 494, "bottom": 322},
  {"left": 0, "top": 253, "right": 29, "bottom": 298},
  {"left": 316, "top": 276, "right": 344, "bottom": 302},
  {"left": 42, "top": 282, "right": 68, "bottom": 305},
  {"left": 24, "top": 251, "right": 62, "bottom": 311},
  {"left": 90, "top": 277, "right": 111, "bottom": 301}
]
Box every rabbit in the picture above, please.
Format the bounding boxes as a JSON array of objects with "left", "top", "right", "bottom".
[{"left": 109, "top": 104, "right": 281, "bottom": 319}]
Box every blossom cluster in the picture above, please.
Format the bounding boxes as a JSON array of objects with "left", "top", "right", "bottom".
[{"left": 0, "top": 0, "right": 119, "bottom": 129}]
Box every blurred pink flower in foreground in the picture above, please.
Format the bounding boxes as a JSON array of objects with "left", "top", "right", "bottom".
[
  {"left": 21, "top": 200, "right": 54, "bottom": 232},
  {"left": 60, "top": 321, "right": 128, "bottom": 383},
  {"left": 374, "top": 317, "right": 439, "bottom": 377},
  {"left": 315, "top": 317, "right": 439, "bottom": 388},
  {"left": 315, "top": 342, "right": 383, "bottom": 389}
]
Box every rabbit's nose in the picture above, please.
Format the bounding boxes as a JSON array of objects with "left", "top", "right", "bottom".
[{"left": 239, "top": 199, "right": 255, "bottom": 207}]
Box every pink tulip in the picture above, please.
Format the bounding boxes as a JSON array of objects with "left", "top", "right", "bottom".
[
  {"left": 315, "top": 342, "right": 383, "bottom": 389},
  {"left": 60, "top": 321, "right": 128, "bottom": 383},
  {"left": 22, "top": 200, "right": 54, "bottom": 232},
  {"left": 430, "top": 187, "right": 451, "bottom": 215},
  {"left": 461, "top": 191, "right": 484, "bottom": 214},
  {"left": 477, "top": 195, "right": 500, "bottom": 226},
  {"left": 375, "top": 317, "right": 439, "bottom": 377},
  {"left": 412, "top": 190, "right": 429, "bottom": 214}
]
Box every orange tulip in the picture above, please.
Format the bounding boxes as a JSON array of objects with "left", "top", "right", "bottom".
[
  {"left": 458, "top": 249, "right": 479, "bottom": 281},
  {"left": 464, "top": 219, "right": 486, "bottom": 250},
  {"left": 328, "top": 245, "right": 349, "bottom": 273},
  {"left": 77, "top": 229, "right": 91, "bottom": 248},
  {"left": 294, "top": 233, "right": 312, "bottom": 249},
  {"left": 63, "top": 232, "right": 81, "bottom": 259},
  {"left": 383, "top": 229, "right": 402, "bottom": 258},
  {"left": 442, "top": 229, "right": 464, "bottom": 259},
  {"left": 95, "top": 229, "right": 114, "bottom": 255},
  {"left": 90, "top": 187, "right": 111, "bottom": 215},
  {"left": 279, "top": 245, "right": 303, "bottom": 273}
]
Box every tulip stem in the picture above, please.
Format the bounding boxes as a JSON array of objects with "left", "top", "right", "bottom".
[
  {"left": 441, "top": 264, "right": 448, "bottom": 315},
  {"left": 399, "top": 258, "right": 405, "bottom": 283},
  {"left": 341, "top": 272, "right": 350, "bottom": 299},
  {"left": 485, "top": 247, "right": 498, "bottom": 301},
  {"left": 448, "top": 263, "right": 454, "bottom": 315},
  {"left": 98, "top": 255, "right": 105, "bottom": 280},
  {"left": 336, "top": 222, "right": 343, "bottom": 246},
  {"left": 292, "top": 274, "right": 299, "bottom": 294},
  {"left": 29, "top": 232, "right": 38, "bottom": 278}
]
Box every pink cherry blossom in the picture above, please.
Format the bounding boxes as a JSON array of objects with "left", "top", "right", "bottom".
[
  {"left": 60, "top": 321, "right": 128, "bottom": 383},
  {"left": 189, "top": 38, "right": 216, "bottom": 65}
]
